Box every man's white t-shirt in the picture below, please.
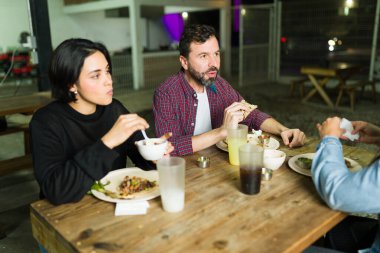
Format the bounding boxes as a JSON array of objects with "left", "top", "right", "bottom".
[{"left": 193, "top": 90, "right": 212, "bottom": 135}]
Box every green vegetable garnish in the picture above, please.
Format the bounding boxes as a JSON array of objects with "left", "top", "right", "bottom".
[{"left": 88, "top": 180, "right": 110, "bottom": 194}]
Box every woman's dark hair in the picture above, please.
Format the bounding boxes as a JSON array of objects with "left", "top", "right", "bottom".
[
  {"left": 179, "top": 24, "right": 218, "bottom": 58},
  {"left": 49, "top": 38, "right": 112, "bottom": 102}
]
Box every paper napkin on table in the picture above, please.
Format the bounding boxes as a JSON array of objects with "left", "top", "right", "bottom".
[
  {"left": 115, "top": 200, "right": 150, "bottom": 216},
  {"left": 252, "top": 129, "right": 262, "bottom": 136},
  {"left": 340, "top": 118, "right": 360, "bottom": 141}
]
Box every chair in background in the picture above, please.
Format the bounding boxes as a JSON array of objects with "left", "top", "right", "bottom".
[
  {"left": 336, "top": 79, "right": 377, "bottom": 111},
  {"left": 290, "top": 77, "right": 308, "bottom": 97}
]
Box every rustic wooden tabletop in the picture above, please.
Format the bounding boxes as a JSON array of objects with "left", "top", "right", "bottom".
[{"left": 31, "top": 137, "right": 376, "bottom": 253}]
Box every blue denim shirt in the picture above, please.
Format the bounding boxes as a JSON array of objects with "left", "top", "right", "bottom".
[{"left": 312, "top": 136, "right": 380, "bottom": 253}]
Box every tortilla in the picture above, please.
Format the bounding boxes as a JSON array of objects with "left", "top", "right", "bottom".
[{"left": 241, "top": 100, "right": 258, "bottom": 119}]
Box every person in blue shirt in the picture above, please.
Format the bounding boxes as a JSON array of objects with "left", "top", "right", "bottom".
[{"left": 311, "top": 117, "right": 380, "bottom": 252}]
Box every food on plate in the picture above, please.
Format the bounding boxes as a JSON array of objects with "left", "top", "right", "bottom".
[
  {"left": 296, "top": 157, "right": 353, "bottom": 171},
  {"left": 257, "top": 134, "right": 270, "bottom": 147},
  {"left": 91, "top": 176, "right": 157, "bottom": 199},
  {"left": 247, "top": 133, "right": 270, "bottom": 147},
  {"left": 249, "top": 130, "right": 271, "bottom": 147},
  {"left": 296, "top": 157, "right": 313, "bottom": 170},
  {"left": 223, "top": 133, "right": 271, "bottom": 148},
  {"left": 118, "top": 176, "right": 157, "bottom": 196},
  {"left": 241, "top": 100, "right": 258, "bottom": 119}
]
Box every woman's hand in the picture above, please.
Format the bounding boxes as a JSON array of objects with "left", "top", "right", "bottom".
[
  {"left": 316, "top": 117, "right": 343, "bottom": 139},
  {"left": 149, "top": 133, "right": 174, "bottom": 164},
  {"left": 101, "top": 114, "right": 149, "bottom": 149},
  {"left": 160, "top": 132, "right": 174, "bottom": 157}
]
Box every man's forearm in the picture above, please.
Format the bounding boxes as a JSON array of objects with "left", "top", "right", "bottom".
[
  {"left": 260, "top": 118, "right": 288, "bottom": 135},
  {"left": 192, "top": 127, "right": 226, "bottom": 153}
]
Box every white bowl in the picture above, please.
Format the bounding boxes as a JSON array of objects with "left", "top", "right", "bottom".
[
  {"left": 135, "top": 138, "right": 168, "bottom": 161},
  {"left": 263, "top": 149, "right": 286, "bottom": 170}
]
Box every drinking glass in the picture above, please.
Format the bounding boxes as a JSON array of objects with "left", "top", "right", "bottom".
[
  {"left": 238, "top": 143, "right": 263, "bottom": 195},
  {"left": 227, "top": 124, "right": 248, "bottom": 165},
  {"left": 157, "top": 157, "right": 186, "bottom": 213}
]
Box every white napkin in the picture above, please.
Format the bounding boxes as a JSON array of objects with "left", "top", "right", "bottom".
[
  {"left": 252, "top": 129, "right": 262, "bottom": 136},
  {"left": 115, "top": 200, "right": 150, "bottom": 216},
  {"left": 340, "top": 118, "right": 360, "bottom": 141}
]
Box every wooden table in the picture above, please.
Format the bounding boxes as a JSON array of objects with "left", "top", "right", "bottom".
[
  {"left": 30, "top": 138, "right": 376, "bottom": 253},
  {"left": 300, "top": 63, "right": 361, "bottom": 108},
  {"left": 0, "top": 92, "right": 51, "bottom": 175},
  {"left": 0, "top": 91, "right": 51, "bottom": 117}
]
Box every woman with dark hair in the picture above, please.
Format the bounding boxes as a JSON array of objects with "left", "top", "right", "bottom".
[{"left": 30, "top": 38, "right": 173, "bottom": 205}]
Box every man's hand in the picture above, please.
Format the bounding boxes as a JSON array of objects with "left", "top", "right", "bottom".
[
  {"left": 316, "top": 117, "right": 343, "bottom": 139},
  {"left": 280, "top": 128, "right": 306, "bottom": 148},
  {"left": 221, "top": 101, "right": 249, "bottom": 130}
]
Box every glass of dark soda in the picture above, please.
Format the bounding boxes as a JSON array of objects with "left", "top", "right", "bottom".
[{"left": 239, "top": 144, "right": 264, "bottom": 195}]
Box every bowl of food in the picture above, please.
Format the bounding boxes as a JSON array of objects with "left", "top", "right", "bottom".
[
  {"left": 135, "top": 138, "right": 168, "bottom": 161},
  {"left": 263, "top": 149, "right": 286, "bottom": 170}
]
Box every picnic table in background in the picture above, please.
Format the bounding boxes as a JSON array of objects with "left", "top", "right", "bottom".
[{"left": 300, "top": 63, "right": 362, "bottom": 109}]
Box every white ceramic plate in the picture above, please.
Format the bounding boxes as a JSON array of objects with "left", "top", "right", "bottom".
[
  {"left": 247, "top": 134, "right": 280, "bottom": 150},
  {"left": 216, "top": 140, "right": 228, "bottom": 152},
  {"left": 216, "top": 134, "right": 280, "bottom": 152},
  {"left": 288, "top": 153, "right": 362, "bottom": 177},
  {"left": 91, "top": 167, "right": 160, "bottom": 203}
]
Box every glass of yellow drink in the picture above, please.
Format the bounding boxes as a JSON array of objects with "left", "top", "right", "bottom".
[{"left": 227, "top": 124, "right": 248, "bottom": 165}]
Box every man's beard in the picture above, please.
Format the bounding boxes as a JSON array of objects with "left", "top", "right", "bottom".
[{"left": 188, "top": 64, "right": 219, "bottom": 87}]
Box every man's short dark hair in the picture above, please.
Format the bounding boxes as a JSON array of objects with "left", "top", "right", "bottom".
[
  {"left": 49, "top": 38, "right": 112, "bottom": 102},
  {"left": 179, "top": 24, "right": 218, "bottom": 58}
]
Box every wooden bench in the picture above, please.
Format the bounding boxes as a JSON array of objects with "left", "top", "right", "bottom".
[
  {"left": 336, "top": 80, "right": 377, "bottom": 110},
  {"left": 0, "top": 154, "right": 33, "bottom": 176},
  {"left": 0, "top": 92, "right": 51, "bottom": 176},
  {"left": 290, "top": 77, "right": 308, "bottom": 97},
  {"left": 0, "top": 124, "right": 32, "bottom": 176}
]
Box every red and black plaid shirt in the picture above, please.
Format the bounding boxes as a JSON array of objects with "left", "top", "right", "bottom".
[{"left": 153, "top": 71, "right": 271, "bottom": 156}]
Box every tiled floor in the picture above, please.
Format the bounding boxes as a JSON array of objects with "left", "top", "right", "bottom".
[{"left": 0, "top": 82, "right": 379, "bottom": 252}]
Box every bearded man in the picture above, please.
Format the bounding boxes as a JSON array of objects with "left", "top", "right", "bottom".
[{"left": 153, "top": 24, "right": 306, "bottom": 156}]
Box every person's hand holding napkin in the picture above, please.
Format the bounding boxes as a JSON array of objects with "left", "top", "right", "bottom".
[
  {"left": 316, "top": 117, "right": 359, "bottom": 141},
  {"left": 340, "top": 118, "right": 360, "bottom": 141}
]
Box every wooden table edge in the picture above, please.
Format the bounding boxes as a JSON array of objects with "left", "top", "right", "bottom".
[
  {"left": 30, "top": 204, "right": 75, "bottom": 253},
  {"left": 284, "top": 211, "right": 347, "bottom": 253},
  {"left": 300, "top": 67, "right": 337, "bottom": 77}
]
